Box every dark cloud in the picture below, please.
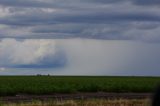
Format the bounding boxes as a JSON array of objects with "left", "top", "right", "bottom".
[
  {"left": 0, "top": 0, "right": 159, "bottom": 42},
  {"left": 1, "top": 0, "right": 160, "bottom": 75},
  {"left": 0, "top": 0, "right": 54, "bottom": 8},
  {"left": 0, "top": 0, "right": 160, "bottom": 8},
  {"left": 1, "top": 10, "right": 160, "bottom": 26},
  {"left": 132, "top": 0, "right": 160, "bottom": 6},
  {"left": 0, "top": 0, "right": 122, "bottom": 8},
  {"left": 84, "top": 0, "right": 124, "bottom": 4}
]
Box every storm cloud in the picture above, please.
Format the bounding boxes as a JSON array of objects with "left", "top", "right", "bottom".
[
  {"left": 0, "top": 0, "right": 160, "bottom": 75},
  {"left": 1, "top": 39, "right": 160, "bottom": 76},
  {"left": 0, "top": 0, "right": 159, "bottom": 42}
]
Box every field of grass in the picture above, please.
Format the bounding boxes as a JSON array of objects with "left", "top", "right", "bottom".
[
  {"left": 0, "top": 76, "right": 159, "bottom": 96},
  {"left": 0, "top": 99, "right": 151, "bottom": 106}
]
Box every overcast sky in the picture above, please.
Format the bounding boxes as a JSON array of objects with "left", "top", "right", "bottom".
[{"left": 0, "top": 0, "right": 160, "bottom": 76}]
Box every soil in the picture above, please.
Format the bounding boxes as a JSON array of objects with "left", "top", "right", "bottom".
[{"left": 0, "top": 93, "right": 153, "bottom": 103}]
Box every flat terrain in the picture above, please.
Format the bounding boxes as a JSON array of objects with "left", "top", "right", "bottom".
[
  {"left": 0, "top": 76, "right": 159, "bottom": 96},
  {"left": 0, "top": 76, "right": 158, "bottom": 105},
  {"left": 0, "top": 93, "right": 152, "bottom": 103},
  {"left": 0, "top": 99, "right": 151, "bottom": 106}
]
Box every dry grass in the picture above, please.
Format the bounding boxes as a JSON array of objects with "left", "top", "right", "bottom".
[{"left": 0, "top": 99, "right": 151, "bottom": 106}]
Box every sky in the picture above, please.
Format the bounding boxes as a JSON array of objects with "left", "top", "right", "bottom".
[{"left": 0, "top": 0, "right": 160, "bottom": 76}]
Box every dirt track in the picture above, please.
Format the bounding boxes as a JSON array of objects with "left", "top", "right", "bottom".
[{"left": 0, "top": 93, "right": 153, "bottom": 103}]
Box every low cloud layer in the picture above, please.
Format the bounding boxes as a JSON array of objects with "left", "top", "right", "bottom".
[{"left": 0, "top": 0, "right": 159, "bottom": 42}]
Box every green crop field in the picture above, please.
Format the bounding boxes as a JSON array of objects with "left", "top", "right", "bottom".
[{"left": 0, "top": 76, "right": 160, "bottom": 96}]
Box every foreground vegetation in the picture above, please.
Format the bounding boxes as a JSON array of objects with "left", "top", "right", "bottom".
[
  {"left": 0, "top": 99, "right": 151, "bottom": 106},
  {"left": 0, "top": 76, "right": 159, "bottom": 96}
]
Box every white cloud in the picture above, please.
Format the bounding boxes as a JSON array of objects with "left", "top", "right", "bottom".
[
  {"left": 0, "top": 6, "right": 11, "bottom": 17},
  {"left": 0, "top": 39, "right": 64, "bottom": 67}
]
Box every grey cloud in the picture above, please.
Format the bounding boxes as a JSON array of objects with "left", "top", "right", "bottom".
[
  {"left": 0, "top": 0, "right": 159, "bottom": 42},
  {"left": 0, "top": 0, "right": 160, "bottom": 9},
  {"left": 132, "top": 0, "right": 160, "bottom": 6},
  {"left": 52, "top": 12, "right": 160, "bottom": 23},
  {"left": 0, "top": 0, "right": 123, "bottom": 8},
  {"left": 1, "top": 0, "right": 160, "bottom": 75},
  {"left": 0, "top": 0, "right": 119, "bottom": 10},
  {"left": 1, "top": 38, "right": 160, "bottom": 76},
  {"left": 133, "top": 23, "right": 160, "bottom": 30},
  {"left": 0, "top": 0, "right": 55, "bottom": 8},
  {"left": 92, "top": 0, "right": 160, "bottom": 6},
  {"left": 84, "top": 0, "right": 124, "bottom": 4},
  {"left": 1, "top": 10, "right": 160, "bottom": 26}
]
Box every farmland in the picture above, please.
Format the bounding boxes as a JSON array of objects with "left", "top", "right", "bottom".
[{"left": 0, "top": 76, "right": 159, "bottom": 96}]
